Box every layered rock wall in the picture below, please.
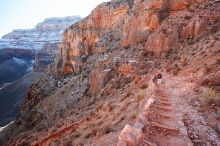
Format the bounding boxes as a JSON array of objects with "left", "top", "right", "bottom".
[
  {"left": 0, "top": 16, "right": 81, "bottom": 50},
  {"left": 57, "top": 0, "right": 216, "bottom": 74}
]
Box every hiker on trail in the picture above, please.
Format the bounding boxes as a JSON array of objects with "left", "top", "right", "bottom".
[
  {"left": 152, "top": 73, "right": 162, "bottom": 84},
  {"left": 157, "top": 73, "right": 162, "bottom": 84}
]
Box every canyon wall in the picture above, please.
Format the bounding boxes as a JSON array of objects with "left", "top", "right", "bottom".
[
  {"left": 0, "top": 16, "right": 81, "bottom": 50},
  {"left": 57, "top": 0, "right": 216, "bottom": 75},
  {"left": 34, "top": 43, "right": 59, "bottom": 72}
]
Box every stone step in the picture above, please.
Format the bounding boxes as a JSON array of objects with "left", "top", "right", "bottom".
[
  {"left": 158, "top": 94, "right": 168, "bottom": 97},
  {"left": 158, "top": 98, "right": 169, "bottom": 102},
  {"left": 143, "top": 139, "right": 157, "bottom": 146},
  {"left": 150, "top": 122, "right": 179, "bottom": 132},
  {"left": 156, "top": 113, "right": 175, "bottom": 119},
  {"left": 152, "top": 104, "right": 172, "bottom": 111},
  {"left": 157, "top": 93, "right": 167, "bottom": 96},
  {"left": 149, "top": 111, "right": 181, "bottom": 118},
  {"left": 155, "top": 100, "right": 171, "bottom": 106}
]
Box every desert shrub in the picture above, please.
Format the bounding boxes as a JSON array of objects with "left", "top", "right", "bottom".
[
  {"left": 166, "top": 67, "right": 172, "bottom": 73},
  {"left": 73, "top": 140, "right": 83, "bottom": 146},
  {"left": 139, "top": 84, "right": 148, "bottom": 89},
  {"left": 134, "top": 76, "right": 142, "bottom": 84},
  {"left": 172, "top": 70, "right": 178, "bottom": 76},
  {"left": 216, "top": 58, "right": 220, "bottom": 65},
  {"left": 98, "top": 124, "right": 114, "bottom": 136},
  {"left": 181, "top": 58, "right": 188, "bottom": 67},
  {"left": 130, "top": 111, "right": 138, "bottom": 120},
  {"left": 107, "top": 104, "right": 113, "bottom": 112},
  {"left": 142, "top": 51, "right": 148, "bottom": 57},
  {"left": 125, "top": 90, "right": 132, "bottom": 97},
  {"left": 73, "top": 131, "right": 81, "bottom": 138},
  {"left": 63, "top": 138, "right": 73, "bottom": 146},
  {"left": 20, "top": 141, "right": 30, "bottom": 146},
  {"left": 84, "top": 129, "right": 96, "bottom": 138},
  {"left": 172, "top": 64, "right": 181, "bottom": 76},
  {"left": 201, "top": 87, "right": 220, "bottom": 107},
  {"left": 184, "top": 15, "right": 191, "bottom": 20}
]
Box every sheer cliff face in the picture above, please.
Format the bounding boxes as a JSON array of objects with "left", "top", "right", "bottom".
[
  {"left": 0, "top": 16, "right": 81, "bottom": 50},
  {"left": 58, "top": 0, "right": 214, "bottom": 74}
]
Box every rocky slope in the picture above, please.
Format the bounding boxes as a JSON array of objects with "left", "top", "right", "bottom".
[
  {"left": 0, "top": 0, "right": 220, "bottom": 145},
  {"left": 0, "top": 16, "right": 81, "bottom": 50},
  {"left": 0, "top": 48, "right": 35, "bottom": 85},
  {"left": 0, "top": 72, "right": 42, "bottom": 127}
]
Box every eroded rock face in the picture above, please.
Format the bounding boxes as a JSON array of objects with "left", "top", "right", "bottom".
[
  {"left": 145, "top": 29, "right": 180, "bottom": 54},
  {"left": 34, "top": 43, "right": 59, "bottom": 72},
  {"left": 0, "top": 16, "right": 81, "bottom": 50},
  {"left": 35, "top": 16, "right": 81, "bottom": 31},
  {"left": 89, "top": 69, "right": 115, "bottom": 95},
  {"left": 182, "top": 8, "right": 220, "bottom": 38},
  {"left": 59, "top": 1, "right": 129, "bottom": 74},
  {"left": 57, "top": 0, "right": 216, "bottom": 74}
]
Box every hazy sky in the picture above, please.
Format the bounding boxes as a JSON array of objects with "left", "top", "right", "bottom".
[{"left": 0, "top": 0, "right": 110, "bottom": 38}]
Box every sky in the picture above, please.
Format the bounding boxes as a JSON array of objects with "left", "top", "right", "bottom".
[{"left": 0, "top": 0, "right": 110, "bottom": 38}]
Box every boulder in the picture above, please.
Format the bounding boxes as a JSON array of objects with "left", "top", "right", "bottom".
[
  {"left": 89, "top": 69, "right": 115, "bottom": 95},
  {"left": 182, "top": 16, "right": 207, "bottom": 38},
  {"left": 118, "top": 124, "right": 144, "bottom": 146},
  {"left": 145, "top": 30, "right": 179, "bottom": 54}
]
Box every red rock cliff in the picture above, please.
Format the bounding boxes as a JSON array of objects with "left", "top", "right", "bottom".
[{"left": 57, "top": 0, "right": 215, "bottom": 74}]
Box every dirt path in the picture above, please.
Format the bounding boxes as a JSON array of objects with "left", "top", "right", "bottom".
[{"left": 143, "top": 83, "right": 194, "bottom": 146}]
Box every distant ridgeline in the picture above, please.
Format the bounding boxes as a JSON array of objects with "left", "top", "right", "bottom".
[
  {"left": 0, "top": 15, "right": 81, "bottom": 87},
  {"left": 0, "top": 15, "right": 81, "bottom": 50},
  {"left": 0, "top": 16, "right": 81, "bottom": 76}
]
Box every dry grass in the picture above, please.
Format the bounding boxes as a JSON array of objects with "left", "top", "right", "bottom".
[
  {"left": 139, "top": 84, "right": 148, "bottom": 89},
  {"left": 113, "top": 115, "right": 125, "bottom": 125},
  {"left": 136, "top": 90, "right": 146, "bottom": 101},
  {"left": 97, "top": 124, "right": 114, "bottom": 136},
  {"left": 201, "top": 88, "right": 220, "bottom": 106},
  {"left": 199, "top": 87, "right": 220, "bottom": 113},
  {"left": 130, "top": 111, "right": 138, "bottom": 120},
  {"left": 84, "top": 129, "right": 96, "bottom": 138}
]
